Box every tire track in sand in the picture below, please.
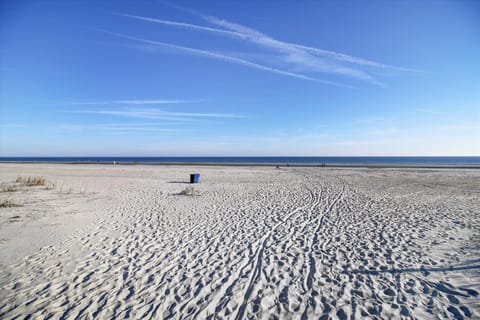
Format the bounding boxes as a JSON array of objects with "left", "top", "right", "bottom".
[
  {"left": 233, "top": 180, "right": 322, "bottom": 320},
  {"left": 194, "top": 183, "right": 316, "bottom": 319},
  {"left": 301, "top": 177, "right": 346, "bottom": 319}
]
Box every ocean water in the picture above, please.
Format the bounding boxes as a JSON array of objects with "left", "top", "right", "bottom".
[{"left": 0, "top": 156, "right": 479, "bottom": 165}]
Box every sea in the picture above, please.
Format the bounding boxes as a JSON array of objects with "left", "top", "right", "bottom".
[{"left": 0, "top": 157, "right": 479, "bottom": 166}]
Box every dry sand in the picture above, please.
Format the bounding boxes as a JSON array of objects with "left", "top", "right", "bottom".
[{"left": 0, "top": 163, "right": 479, "bottom": 319}]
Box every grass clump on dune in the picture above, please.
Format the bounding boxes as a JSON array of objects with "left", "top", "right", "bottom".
[
  {"left": 16, "top": 176, "right": 47, "bottom": 186},
  {"left": 178, "top": 186, "right": 201, "bottom": 196},
  {"left": 0, "top": 183, "right": 18, "bottom": 192},
  {"left": 0, "top": 199, "right": 22, "bottom": 208}
]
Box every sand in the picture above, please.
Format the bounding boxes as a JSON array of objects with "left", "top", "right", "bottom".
[{"left": 0, "top": 163, "right": 478, "bottom": 319}]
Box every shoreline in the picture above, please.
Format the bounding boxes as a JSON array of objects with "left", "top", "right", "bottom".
[{"left": 1, "top": 161, "right": 480, "bottom": 169}]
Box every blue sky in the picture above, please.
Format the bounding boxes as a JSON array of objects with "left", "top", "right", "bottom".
[{"left": 1, "top": 0, "right": 479, "bottom": 156}]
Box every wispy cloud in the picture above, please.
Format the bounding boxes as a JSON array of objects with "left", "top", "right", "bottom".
[
  {"left": 102, "top": 30, "right": 351, "bottom": 87},
  {"left": 57, "top": 123, "right": 185, "bottom": 134},
  {"left": 66, "top": 99, "right": 200, "bottom": 105},
  {"left": 291, "top": 44, "right": 420, "bottom": 73},
  {"left": 209, "top": 14, "right": 417, "bottom": 73},
  {"left": 416, "top": 108, "right": 450, "bottom": 115},
  {"left": 0, "top": 124, "right": 27, "bottom": 128},
  {"left": 201, "top": 15, "right": 378, "bottom": 82},
  {"left": 115, "top": 13, "right": 243, "bottom": 39},
  {"left": 117, "top": 11, "right": 421, "bottom": 85},
  {"left": 73, "top": 107, "right": 244, "bottom": 121},
  {"left": 369, "top": 127, "right": 399, "bottom": 135}
]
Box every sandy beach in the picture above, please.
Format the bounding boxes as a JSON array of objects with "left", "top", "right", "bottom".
[{"left": 0, "top": 163, "right": 478, "bottom": 319}]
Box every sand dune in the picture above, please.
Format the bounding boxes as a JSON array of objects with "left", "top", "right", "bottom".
[{"left": 0, "top": 164, "right": 478, "bottom": 319}]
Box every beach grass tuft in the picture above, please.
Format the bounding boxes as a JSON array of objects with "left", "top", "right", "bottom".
[
  {"left": 16, "top": 176, "right": 47, "bottom": 186},
  {"left": 1, "top": 183, "right": 18, "bottom": 192},
  {"left": 178, "top": 186, "right": 200, "bottom": 196},
  {"left": 0, "top": 199, "right": 22, "bottom": 208}
]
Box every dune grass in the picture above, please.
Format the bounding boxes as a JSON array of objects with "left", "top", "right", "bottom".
[
  {"left": 0, "top": 199, "right": 22, "bottom": 208},
  {"left": 0, "top": 183, "right": 18, "bottom": 192},
  {"left": 178, "top": 186, "right": 201, "bottom": 196},
  {"left": 16, "top": 176, "right": 47, "bottom": 186}
]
